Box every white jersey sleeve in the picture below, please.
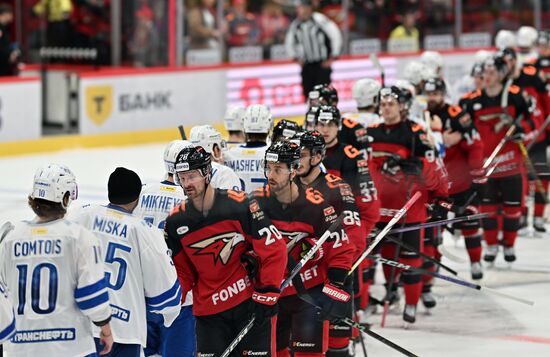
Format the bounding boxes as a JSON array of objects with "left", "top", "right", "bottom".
[
  {"left": 135, "top": 222, "right": 181, "bottom": 327},
  {"left": 211, "top": 162, "right": 243, "bottom": 190},
  {"left": 134, "top": 181, "right": 186, "bottom": 231},
  {"left": 224, "top": 144, "right": 269, "bottom": 193},
  {"left": 0, "top": 219, "right": 110, "bottom": 357},
  {"left": 0, "top": 280, "right": 15, "bottom": 344},
  {"left": 342, "top": 112, "right": 383, "bottom": 128},
  {"left": 71, "top": 205, "right": 181, "bottom": 345}
]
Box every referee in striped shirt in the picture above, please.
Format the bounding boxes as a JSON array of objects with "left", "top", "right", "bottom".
[{"left": 285, "top": 0, "right": 342, "bottom": 101}]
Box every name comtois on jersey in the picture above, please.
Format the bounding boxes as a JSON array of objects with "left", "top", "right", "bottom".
[{"left": 188, "top": 232, "right": 245, "bottom": 265}]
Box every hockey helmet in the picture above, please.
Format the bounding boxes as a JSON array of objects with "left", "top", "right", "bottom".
[
  {"left": 164, "top": 140, "right": 193, "bottom": 174},
  {"left": 517, "top": 26, "right": 538, "bottom": 48},
  {"left": 420, "top": 51, "right": 443, "bottom": 72},
  {"left": 423, "top": 77, "right": 446, "bottom": 94},
  {"left": 30, "top": 164, "right": 78, "bottom": 209},
  {"left": 495, "top": 30, "right": 516, "bottom": 50},
  {"left": 190, "top": 125, "right": 227, "bottom": 154},
  {"left": 174, "top": 146, "right": 212, "bottom": 184},
  {"left": 223, "top": 106, "right": 245, "bottom": 132},
  {"left": 314, "top": 105, "right": 341, "bottom": 126},
  {"left": 352, "top": 78, "right": 381, "bottom": 109},
  {"left": 272, "top": 119, "right": 302, "bottom": 142},
  {"left": 242, "top": 104, "right": 273, "bottom": 134},
  {"left": 265, "top": 140, "right": 301, "bottom": 171},
  {"left": 297, "top": 130, "right": 326, "bottom": 157}
]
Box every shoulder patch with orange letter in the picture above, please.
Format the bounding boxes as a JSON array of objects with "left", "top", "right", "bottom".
[
  {"left": 342, "top": 118, "right": 358, "bottom": 129},
  {"left": 305, "top": 187, "right": 324, "bottom": 204},
  {"left": 344, "top": 145, "right": 361, "bottom": 158},
  {"left": 228, "top": 189, "right": 246, "bottom": 203}
]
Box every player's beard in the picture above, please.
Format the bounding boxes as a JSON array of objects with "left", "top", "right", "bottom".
[
  {"left": 184, "top": 183, "right": 204, "bottom": 200},
  {"left": 427, "top": 100, "right": 441, "bottom": 112},
  {"left": 268, "top": 179, "right": 289, "bottom": 195}
]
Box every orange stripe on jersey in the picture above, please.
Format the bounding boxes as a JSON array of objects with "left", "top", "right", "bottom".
[
  {"left": 228, "top": 189, "right": 247, "bottom": 202},
  {"left": 344, "top": 145, "right": 361, "bottom": 158},
  {"left": 523, "top": 65, "right": 537, "bottom": 76},
  {"left": 325, "top": 173, "right": 343, "bottom": 188},
  {"left": 411, "top": 123, "right": 423, "bottom": 132},
  {"left": 342, "top": 118, "right": 358, "bottom": 129},
  {"left": 170, "top": 202, "right": 186, "bottom": 216},
  {"left": 509, "top": 85, "right": 521, "bottom": 94},
  {"left": 448, "top": 105, "right": 462, "bottom": 117}
]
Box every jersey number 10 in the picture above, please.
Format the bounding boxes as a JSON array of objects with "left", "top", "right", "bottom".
[{"left": 16, "top": 263, "right": 58, "bottom": 315}]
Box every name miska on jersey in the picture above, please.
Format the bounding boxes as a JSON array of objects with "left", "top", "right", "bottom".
[{"left": 93, "top": 217, "right": 128, "bottom": 238}]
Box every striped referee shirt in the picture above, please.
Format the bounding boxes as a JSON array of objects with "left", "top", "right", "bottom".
[{"left": 285, "top": 12, "right": 342, "bottom": 64}]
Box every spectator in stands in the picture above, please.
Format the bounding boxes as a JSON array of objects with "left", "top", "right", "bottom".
[
  {"left": 32, "top": 0, "right": 72, "bottom": 49},
  {"left": 0, "top": 4, "right": 18, "bottom": 76},
  {"left": 225, "top": 0, "right": 260, "bottom": 47},
  {"left": 71, "top": 0, "right": 111, "bottom": 65},
  {"left": 389, "top": 8, "right": 420, "bottom": 51},
  {"left": 129, "top": 2, "right": 160, "bottom": 67},
  {"left": 358, "top": 0, "right": 392, "bottom": 39},
  {"left": 285, "top": 0, "right": 342, "bottom": 100},
  {"left": 259, "top": 1, "right": 288, "bottom": 47},
  {"left": 188, "top": 0, "right": 220, "bottom": 50}
]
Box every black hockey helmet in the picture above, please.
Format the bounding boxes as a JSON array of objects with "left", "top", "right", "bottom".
[
  {"left": 500, "top": 47, "right": 517, "bottom": 60},
  {"left": 314, "top": 105, "right": 341, "bottom": 126},
  {"left": 174, "top": 146, "right": 212, "bottom": 179},
  {"left": 296, "top": 130, "right": 326, "bottom": 157},
  {"left": 272, "top": 119, "right": 302, "bottom": 142},
  {"left": 379, "top": 86, "right": 402, "bottom": 103},
  {"left": 423, "top": 77, "right": 446, "bottom": 94},
  {"left": 304, "top": 106, "right": 319, "bottom": 130},
  {"left": 317, "top": 84, "right": 339, "bottom": 105},
  {"left": 482, "top": 53, "right": 509, "bottom": 77},
  {"left": 265, "top": 140, "right": 301, "bottom": 171},
  {"left": 537, "top": 30, "right": 550, "bottom": 46},
  {"left": 471, "top": 62, "right": 483, "bottom": 78}
]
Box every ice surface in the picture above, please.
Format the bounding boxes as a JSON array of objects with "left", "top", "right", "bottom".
[{"left": 1, "top": 143, "right": 549, "bottom": 356}]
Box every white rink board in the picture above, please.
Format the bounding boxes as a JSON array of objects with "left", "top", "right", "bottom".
[{"left": 0, "top": 78, "right": 41, "bottom": 142}]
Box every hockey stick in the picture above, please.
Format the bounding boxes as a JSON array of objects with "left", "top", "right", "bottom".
[
  {"left": 383, "top": 234, "right": 458, "bottom": 276},
  {"left": 370, "top": 53, "right": 385, "bottom": 87},
  {"left": 526, "top": 114, "right": 550, "bottom": 151},
  {"left": 482, "top": 125, "right": 516, "bottom": 171},
  {"left": 387, "top": 213, "right": 489, "bottom": 235},
  {"left": 0, "top": 221, "right": 14, "bottom": 245},
  {"left": 517, "top": 141, "right": 549, "bottom": 204},
  {"left": 177, "top": 125, "right": 187, "bottom": 140},
  {"left": 350, "top": 191, "right": 422, "bottom": 274},
  {"left": 369, "top": 255, "right": 535, "bottom": 306},
  {"left": 220, "top": 214, "right": 343, "bottom": 357}
]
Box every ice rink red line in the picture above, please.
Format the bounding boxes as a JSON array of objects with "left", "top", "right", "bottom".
[{"left": 497, "top": 335, "right": 550, "bottom": 345}]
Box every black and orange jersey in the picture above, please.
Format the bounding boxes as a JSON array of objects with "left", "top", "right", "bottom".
[
  {"left": 431, "top": 103, "right": 484, "bottom": 194},
  {"left": 164, "top": 189, "right": 287, "bottom": 316},
  {"left": 250, "top": 185, "right": 354, "bottom": 296},
  {"left": 368, "top": 120, "right": 448, "bottom": 223},
  {"left": 463, "top": 85, "right": 533, "bottom": 178},
  {"left": 338, "top": 117, "right": 370, "bottom": 154}
]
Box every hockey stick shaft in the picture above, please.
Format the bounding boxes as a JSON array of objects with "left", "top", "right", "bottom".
[
  {"left": 221, "top": 215, "right": 343, "bottom": 357},
  {"left": 517, "top": 141, "right": 549, "bottom": 204},
  {"left": 384, "top": 234, "right": 458, "bottom": 276},
  {"left": 370, "top": 255, "right": 535, "bottom": 306},
  {"left": 482, "top": 125, "right": 516, "bottom": 170},
  {"left": 350, "top": 191, "right": 422, "bottom": 274},
  {"left": 177, "top": 125, "right": 186, "bottom": 140},
  {"left": 344, "top": 319, "right": 418, "bottom": 357},
  {"left": 370, "top": 53, "right": 385, "bottom": 87},
  {"left": 388, "top": 213, "right": 489, "bottom": 234}
]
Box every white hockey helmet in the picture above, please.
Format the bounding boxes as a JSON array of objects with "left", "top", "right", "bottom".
[
  {"left": 352, "top": 78, "right": 381, "bottom": 108},
  {"left": 164, "top": 140, "right": 193, "bottom": 174},
  {"left": 474, "top": 49, "right": 493, "bottom": 64},
  {"left": 420, "top": 51, "right": 443, "bottom": 72},
  {"left": 517, "top": 26, "right": 538, "bottom": 48},
  {"left": 495, "top": 30, "right": 516, "bottom": 50},
  {"left": 30, "top": 164, "right": 78, "bottom": 209},
  {"left": 223, "top": 106, "right": 246, "bottom": 132},
  {"left": 190, "top": 125, "right": 227, "bottom": 154},
  {"left": 243, "top": 104, "right": 273, "bottom": 134},
  {"left": 403, "top": 61, "right": 433, "bottom": 86}
]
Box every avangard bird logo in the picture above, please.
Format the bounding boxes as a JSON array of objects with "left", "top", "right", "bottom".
[{"left": 189, "top": 232, "right": 245, "bottom": 265}]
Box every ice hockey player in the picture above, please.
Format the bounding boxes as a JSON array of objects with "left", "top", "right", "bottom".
[
  {"left": 294, "top": 130, "right": 380, "bottom": 353},
  {"left": 309, "top": 84, "right": 372, "bottom": 155},
  {"left": 272, "top": 119, "right": 302, "bottom": 143},
  {"left": 251, "top": 140, "right": 354, "bottom": 357},
  {"left": 224, "top": 106, "right": 246, "bottom": 147},
  {"left": 0, "top": 164, "right": 114, "bottom": 356},
  {"left": 368, "top": 86, "right": 448, "bottom": 323},
  {"left": 71, "top": 167, "right": 182, "bottom": 355},
  {"left": 225, "top": 104, "right": 274, "bottom": 192},
  {"left": 424, "top": 77, "right": 485, "bottom": 279},
  {"left": 421, "top": 51, "right": 455, "bottom": 102},
  {"left": 500, "top": 48, "right": 550, "bottom": 235},
  {"left": 0, "top": 279, "right": 15, "bottom": 345},
  {"left": 190, "top": 125, "right": 243, "bottom": 190},
  {"left": 342, "top": 78, "right": 383, "bottom": 128},
  {"left": 164, "top": 146, "right": 287, "bottom": 356},
  {"left": 516, "top": 26, "right": 539, "bottom": 65},
  {"left": 453, "top": 50, "right": 492, "bottom": 103},
  {"left": 535, "top": 30, "right": 550, "bottom": 81},
  {"left": 462, "top": 55, "right": 533, "bottom": 263},
  {"left": 134, "top": 140, "right": 195, "bottom": 357}
]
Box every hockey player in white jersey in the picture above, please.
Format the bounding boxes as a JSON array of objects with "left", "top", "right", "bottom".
[
  {"left": 0, "top": 278, "right": 15, "bottom": 344},
  {"left": 189, "top": 125, "right": 242, "bottom": 190},
  {"left": 224, "top": 104, "right": 273, "bottom": 192},
  {"left": 223, "top": 106, "right": 246, "bottom": 147},
  {"left": 342, "top": 78, "right": 383, "bottom": 127},
  {"left": 134, "top": 140, "right": 195, "bottom": 357},
  {"left": 0, "top": 164, "right": 114, "bottom": 357},
  {"left": 71, "top": 167, "right": 181, "bottom": 356}
]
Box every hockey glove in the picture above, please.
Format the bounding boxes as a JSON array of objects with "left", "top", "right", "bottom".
[
  {"left": 250, "top": 286, "right": 280, "bottom": 326},
  {"left": 511, "top": 120, "right": 525, "bottom": 143},
  {"left": 399, "top": 157, "right": 423, "bottom": 176},
  {"left": 381, "top": 156, "right": 401, "bottom": 178},
  {"left": 240, "top": 251, "right": 259, "bottom": 280},
  {"left": 470, "top": 168, "right": 487, "bottom": 185},
  {"left": 318, "top": 268, "right": 351, "bottom": 322}
]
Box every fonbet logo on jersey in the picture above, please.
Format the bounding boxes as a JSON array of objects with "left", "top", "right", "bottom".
[
  {"left": 189, "top": 232, "right": 245, "bottom": 265},
  {"left": 85, "top": 85, "right": 113, "bottom": 126}
]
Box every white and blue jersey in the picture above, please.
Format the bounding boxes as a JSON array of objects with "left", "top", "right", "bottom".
[
  {"left": 70, "top": 204, "right": 181, "bottom": 347},
  {"left": 0, "top": 219, "right": 112, "bottom": 356},
  {"left": 211, "top": 162, "right": 242, "bottom": 191},
  {"left": 224, "top": 143, "right": 269, "bottom": 193},
  {"left": 0, "top": 279, "right": 15, "bottom": 344},
  {"left": 135, "top": 180, "right": 185, "bottom": 231}
]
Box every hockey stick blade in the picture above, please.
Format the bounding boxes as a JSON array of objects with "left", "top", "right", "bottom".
[
  {"left": 221, "top": 214, "right": 343, "bottom": 357},
  {"left": 371, "top": 255, "right": 535, "bottom": 306},
  {"left": 350, "top": 191, "right": 422, "bottom": 274},
  {"left": 437, "top": 244, "right": 467, "bottom": 263}
]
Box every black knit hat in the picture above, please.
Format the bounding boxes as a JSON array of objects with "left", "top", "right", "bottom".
[{"left": 108, "top": 167, "right": 142, "bottom": 204}]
